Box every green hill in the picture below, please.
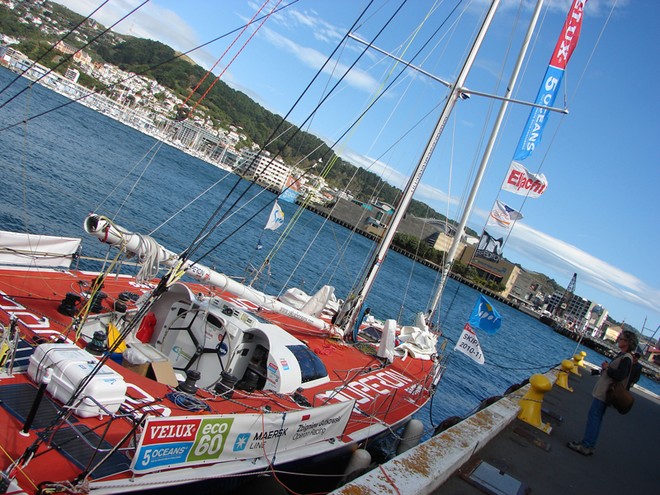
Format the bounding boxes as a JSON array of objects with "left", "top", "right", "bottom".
[{"left": 0, "top": 0, "right": 475, "bottom": 232}]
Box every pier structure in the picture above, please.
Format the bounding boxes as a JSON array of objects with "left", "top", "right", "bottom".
[{"left": 330, "top": 361, "right": 659, "bottom": 495}]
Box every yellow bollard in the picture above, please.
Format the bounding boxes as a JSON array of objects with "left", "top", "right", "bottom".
[
  {"left": 555, "top": 360, "right": 574, "bottom": 392},
  {"left": 518, "top": 374, "right": 553, "bottom": 434},
  {"left": 570, "top": 354, "right": 582, "bottom": 376},
  {"left": 577, "top": 351, "right": 587, "bottom": 367}
]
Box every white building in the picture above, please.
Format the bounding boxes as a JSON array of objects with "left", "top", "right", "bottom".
[
  {"left": 64, "top": 68, "right": 79, "bottom": 83},
  {"left": 239, "top": 150, "right": 290, "bottom": 191}
]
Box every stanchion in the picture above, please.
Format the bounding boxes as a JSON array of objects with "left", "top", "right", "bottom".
[
  {"left": 517, "top": 374, "right": 553, "bottom": 434},
  {"left": 555, "top": 360, "right": 574, "bottom": 392}
]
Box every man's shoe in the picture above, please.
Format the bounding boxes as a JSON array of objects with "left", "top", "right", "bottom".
[{"left": 567, "top": 441, "right": 594, "bottom": 456}]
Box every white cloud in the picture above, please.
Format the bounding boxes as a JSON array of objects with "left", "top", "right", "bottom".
[
  {"left": 258, "top": 25, "right": 381, "bottom": 94},
  {"left": 504, "top": 223, "right": 660, "bottom": 316},
  {"left": 57, "top": 1, "right": 217, "bottom": 65}
]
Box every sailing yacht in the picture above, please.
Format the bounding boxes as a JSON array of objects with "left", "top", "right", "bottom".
[{"left": 0, "top": 0, "right": 585, "bottom": 493}]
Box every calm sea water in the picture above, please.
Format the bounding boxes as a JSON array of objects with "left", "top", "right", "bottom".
[{"left": 0, "top": 67, "right": 657, "bottom": 435}]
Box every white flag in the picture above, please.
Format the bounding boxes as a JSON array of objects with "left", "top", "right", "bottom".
[
  {"left": 454, "top": 323, "right": 485, "bottom": 364},
  {"left": 265, "top": 201, "right": 284, "bottom": 230},
  {"left": 487, "top": 200, "right": 523, "bottom": 230},
  {"left": 501, "top": 161, "right": 548, "bottom": 198}
]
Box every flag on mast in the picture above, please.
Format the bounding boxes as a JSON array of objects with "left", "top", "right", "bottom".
[
  {"left": 454, "top": 324, "right": 485, "bottom": 365},
  {"left": 501, "top": 161, "right": 548, "bottom": 198},
  {"left": 264, "top": 201, "right": 285, "bottom": 230},
  {"left": 454, "top": 296, "right": 502, "bottom": 365},
  {"left": 487, "top": 201, "right": 523, "bottom": 230},
  {"left": 475, "top": 230, "right": 504, "bottom": 262},
  {"left": 469, "top": 295, "right": 502, "bottom": 334},
  {"left": 513, "top": 0, "right": 586, "bottom": 161}
]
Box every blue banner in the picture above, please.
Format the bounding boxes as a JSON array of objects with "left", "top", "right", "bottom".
[
  {"left": 279, "top": 188, "right": 299, "bottom": 204},
  {"left": 468, "top": 295, "right": 502, "bottom": 334},
  {"left": 513, "top": 66, "right": 563, "bottom": 161},
  {"left": 513, "top": 0, "right": 586, "bottom": 161}
]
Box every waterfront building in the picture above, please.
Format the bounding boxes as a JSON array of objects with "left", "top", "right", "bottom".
[
  {"left": 238, "top": 150, "right": 291, "bottom": 192},
  {"left": 456, "top": 244, "right": 517, "bottom": 293},
  {"left": 64, "top": 68, "right": 79, "bottom": 83},
  {"left": 546, "top": 291, "right": 593, "bottom": 329}
]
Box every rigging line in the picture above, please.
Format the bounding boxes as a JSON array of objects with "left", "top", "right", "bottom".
[
  {"left": 276, "top": 0, "right": 466, "bottom": 285},
  {"left": 196, "top": 0, "right": 464, "bottom": 269},
  {"left": 279, "top": 93, "right": 447, "bottom": 295},
  {"left": 477, "top": 0, "right": 548, "bottom": 254},
  {"left": 314, "top": 0, "right": 466, "bottom": 173},
  {"left": 426, "top": 111, "right": 459, "bottom": 316},
  {"left": 336, "top": 0, "right": 467, "bottom": 167},
  {"left": 470, "top": 0, "right": 525, "bottom": 197},
  {"left": 112, "top": 140, "right": 164, "bottom": 220},
  {"left": 188, "top": 0, "right": 285, "bottom": 119},
  {"left": 138, "top": 6, "right": 316, "bottom": 261},
  {"left": 188, "top": 0, "right": 405, "bottom": 264},
  {"left": 197, "top": 0, "right": 399, "bottom": 239},
  {"left": 450, "top": 0, "right": 531, "bottom": 273},
  {"left": 18, "top": 88, "right": 32, "bottom": 234},
  {"left": 179, "top": 0, "right": 271, "bottom": 109},
  {"left": 268, "top": 50, "right": 353, "bottom": 267},
  {"left": 0, "top": 0, "right": 150, "bottom": 112},
  {"left": 398, "top": 203, "right": 433, "bottom": 323},
  {"left": 93, "top": 139, "right": 162, "bottom": 214},
  {"left": 363, "top": 0, "right": 445, "bottom": 157},
  {"left": 175, "top": 0, "right": 382, "bottom": 263},
  {"left": 251, "top": 147, "right": 337, "bottom": 276},
  {"left": 0, "top": 0, "right": 111, "bottom": 99},
  {"left": 192, "top": 0, "right": 382, "bottom": 232},
  {"left": 523, "top": 0, "right": 615, "bottom": 184},
  {"left": 149, "top": 171, "right": 234, "bottom": 236},
  {"left": 297, "top": 0, "right": 446, "bottom": 280},
  {"left": 288, "top": 17, "right": 355, "bottom": 159},
  {"left": 0, "top": 0, "right": 302, "bottom": 133}
]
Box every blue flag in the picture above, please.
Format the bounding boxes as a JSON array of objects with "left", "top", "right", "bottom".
[
  {"left": 513, "top": 0, "right": 586, "bottom": 160},
  {"left": 468, "top": 295, "right": 502, "bottom": 334}
]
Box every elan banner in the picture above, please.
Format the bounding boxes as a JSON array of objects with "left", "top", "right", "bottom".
[
  {"left": 501, "top": 161, "right": 548, "bottom": 198},
  {"left": 131, "top": 401, "right": 354, "bottom": 473}
]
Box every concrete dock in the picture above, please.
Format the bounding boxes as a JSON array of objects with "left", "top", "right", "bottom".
[{"left": 331, "top": 363, "right": 660, "bottom": 495}]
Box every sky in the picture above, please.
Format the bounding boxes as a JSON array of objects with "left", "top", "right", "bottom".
[{"left": 54, "top": 0, "right": 659, "bottom": 336}]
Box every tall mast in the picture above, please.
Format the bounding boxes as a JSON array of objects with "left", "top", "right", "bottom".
[
  {"left": 337, "top": 0, "right": 502, "bottom": 334},
  {"left": 427, "top": 0, "right": 546, "bottom": 321}
]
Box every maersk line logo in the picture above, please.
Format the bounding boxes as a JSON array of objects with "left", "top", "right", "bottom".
[{"left": 233, "top": 433, "right": 250, "bottom": 451}]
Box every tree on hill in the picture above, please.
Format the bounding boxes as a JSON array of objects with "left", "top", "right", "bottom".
[
  {"left": 91, "top": 37, "right": 451, "bottom": 219},
  {"left": 1, "top": 1, "right": 464, "bottom": 224}
]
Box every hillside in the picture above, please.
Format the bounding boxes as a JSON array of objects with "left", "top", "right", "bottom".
[{"left": 0, "top": 0, "right": 479, "bottom": 234}]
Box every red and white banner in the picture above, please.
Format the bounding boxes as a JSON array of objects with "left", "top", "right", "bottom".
[
  {"left": 501, "top": 161, "right": 548, "bottom": 198},
  {"left": 454, "top": 323, "right": 485, "bottom": 364}
]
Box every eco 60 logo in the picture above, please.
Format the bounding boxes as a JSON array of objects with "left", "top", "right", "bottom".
[{"left": 187, "top": 418, "right": 234, "bottom": 462}]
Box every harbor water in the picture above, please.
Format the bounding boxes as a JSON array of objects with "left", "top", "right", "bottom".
[{"left": 0, "top": 66, "right": 657, "bottom": 443}]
